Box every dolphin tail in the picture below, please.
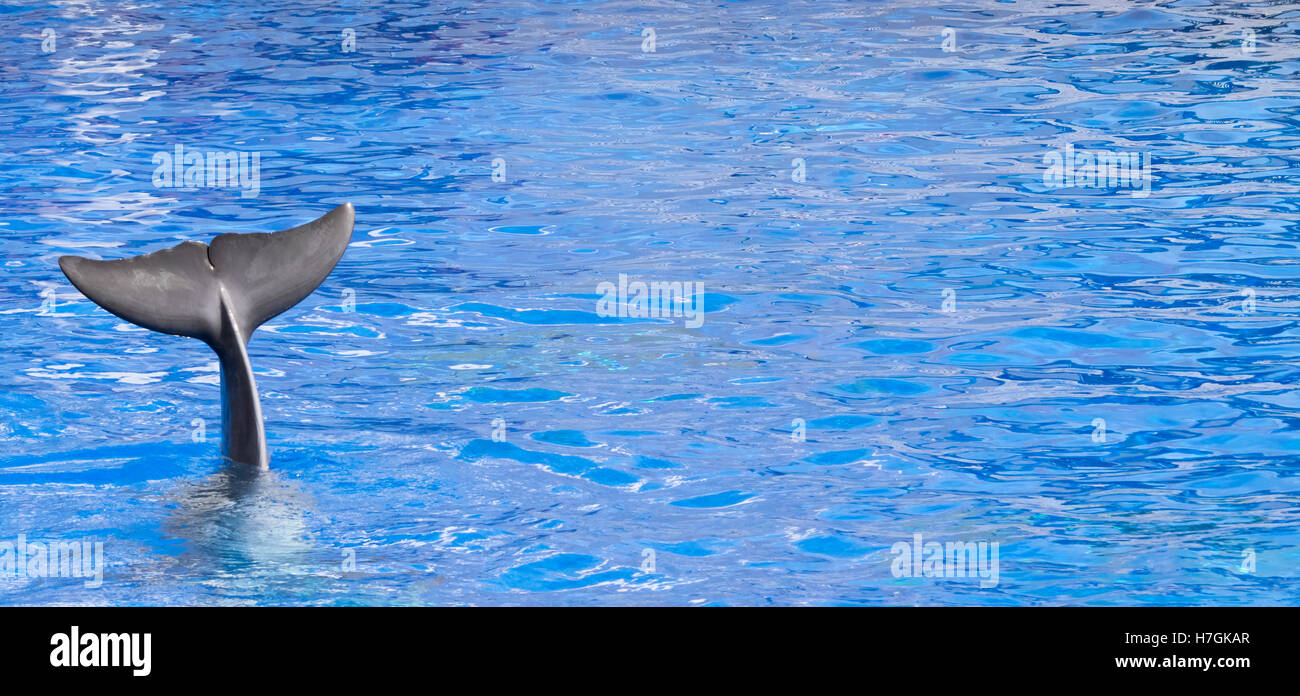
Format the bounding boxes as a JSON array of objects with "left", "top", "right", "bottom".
[{"left": 58, "top": 202, "right": 354, "bottom": 469}]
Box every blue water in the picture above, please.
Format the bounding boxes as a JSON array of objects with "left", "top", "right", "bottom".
[{"left": 3, "top": 0, "right": 1299, "bottom": 605}]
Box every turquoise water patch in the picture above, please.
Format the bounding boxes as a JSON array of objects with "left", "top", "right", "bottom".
[
  {"left": 708, "top": 396, "right": 778, "bottom": 408},
  {"left": 838, "top": 378, "right": 930, "bottom": 396},
  {"left": 491, "top": 225, "right": 550, "bottom": 235},
  {"left": 852, "top": 339, "right": 933, "bottom": 354},
  {"left": 805, "top": 448, "right": 872, "bottom": 466},
  {"left": 809, "top": 415, "right": 878, "bottom": 430},
  {"left": 796, "top": 535, "right": 873, "bottom": 558}
]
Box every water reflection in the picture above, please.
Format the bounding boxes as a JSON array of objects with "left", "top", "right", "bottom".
[{"left": 161, "top": 463, "right": 318, "bottom": 578}]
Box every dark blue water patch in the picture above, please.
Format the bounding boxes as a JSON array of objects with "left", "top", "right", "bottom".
[
  {"left": 796, "top": 534, "right": 873, "bottom": 559},
  {"left": 768, "top": 447, "right": 874, "bottom": 475},
  {"left": 644, "top": 393, "right": 700, "bottom": 402},
  {"left": 655, "top": 540, "right": 726, "bottom": 557},
  {"left": 670, "top": 491, "right": 756, "bottom": 509},
  {"left": 0, "top": 442, "right": 200, "bottom": 484},
  {"left": 530, "top": 430, "right": 597, "bottom": 447},
  {"left": 1040, "top": 9, "right": 1199, "bottom": 36},
  {"left": 321, "top": 302, "right": 417, "bottom": 317},
  {"left": 458, "top": 387, "right": 570, "bottom": 403},
  {"left": 633, "top": 456, "right": 681, "bottom": 469},
  {"left": 452, "top": 302, "right": 651, "bottom": 325},
  {"left": 458, "top": 439, "right": 638, "bottom": 487},
  {"left": 583, "top": 467, "right": 640, "bottom": 487},
  {"left": 701, "top": 294, "right": 740, "bottom": 313},
  {"left": 1011, "top": 327, "right": 1159, "bottom": 349},
  {"left": 496, "top": 553, "right": 641, "bottom": 592}
]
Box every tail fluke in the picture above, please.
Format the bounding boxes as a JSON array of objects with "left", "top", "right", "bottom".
[
  {"left": 57, "top": 203, "right": 355, "bottom": 468},
  {"left": 207, "top": 202, "right": 354, "bottom": 341},
  {"left": 59, "top": 202, "right": 354, "bottom": 346},
  {"left": 58, "top": 240, "right": 223, "bottom": 343}
]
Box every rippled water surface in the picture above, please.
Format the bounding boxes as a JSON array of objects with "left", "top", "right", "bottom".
[{"left": 3, "top": 0, "right": 1299, "bottom": 605}]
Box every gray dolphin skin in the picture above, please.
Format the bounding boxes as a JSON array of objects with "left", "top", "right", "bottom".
[{"left": 57, "top": 203, "right": 355, "bottom": 470}]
